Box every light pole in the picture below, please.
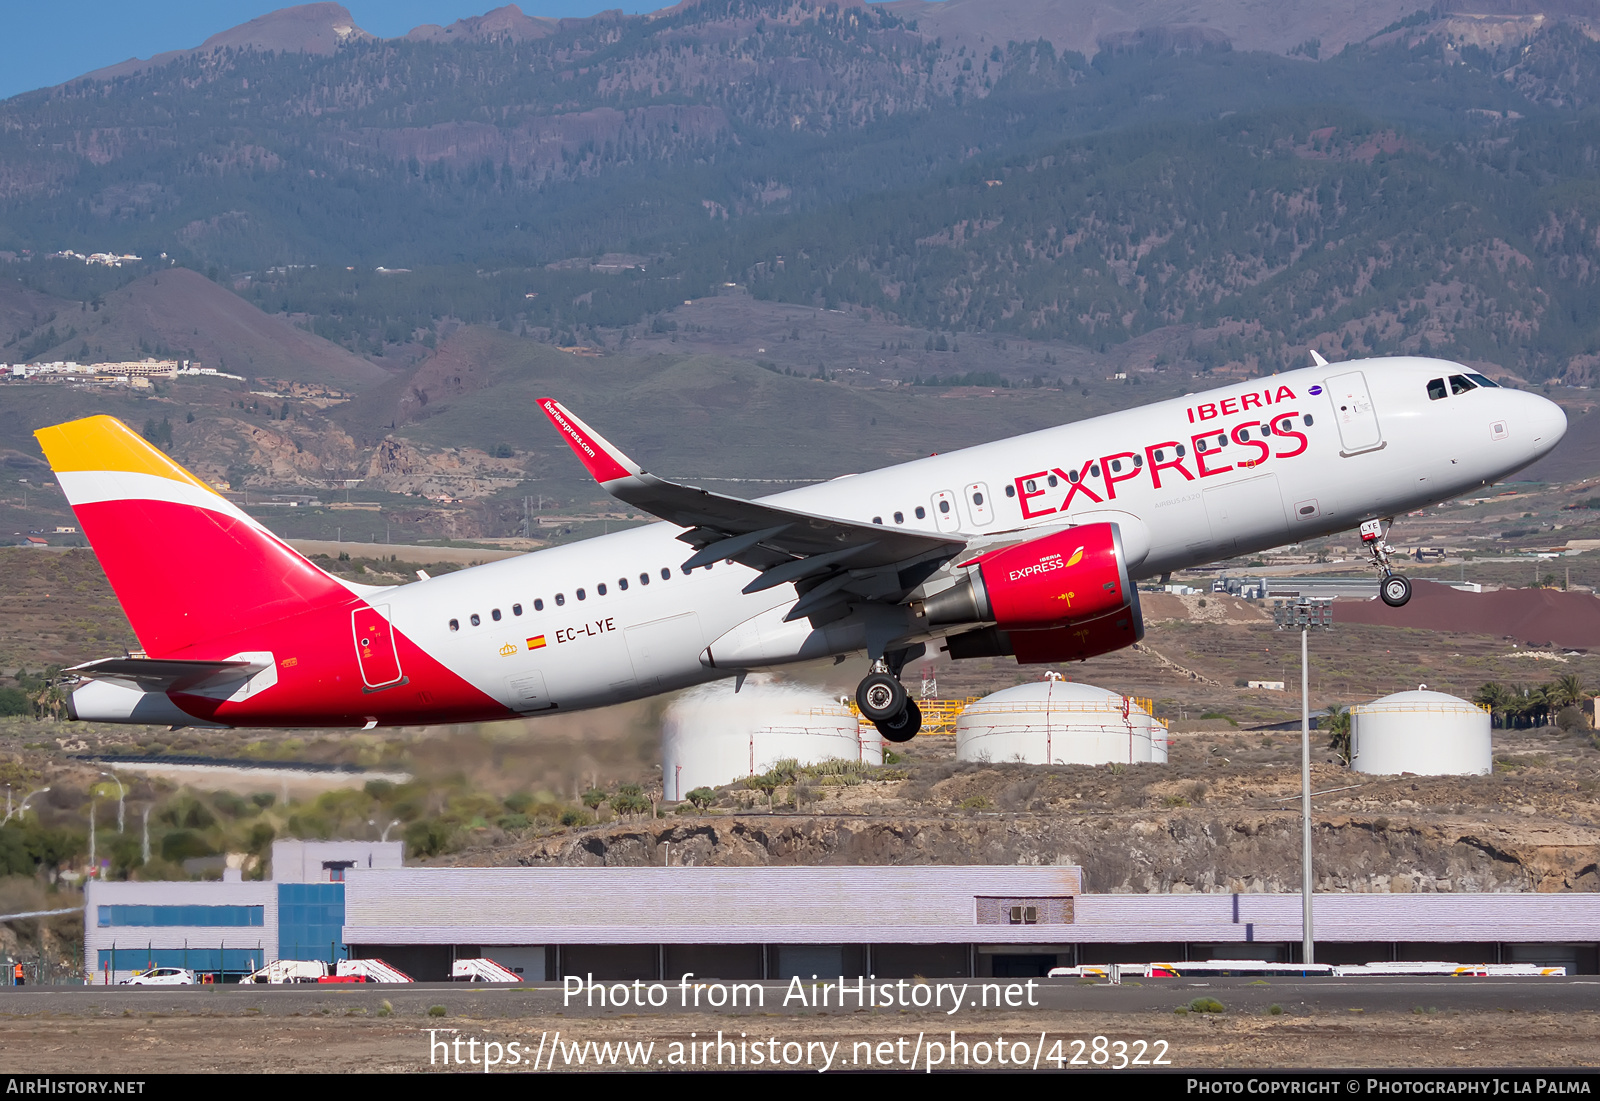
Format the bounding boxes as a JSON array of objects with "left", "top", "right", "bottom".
[
  {"left": 100, "top": 772, "right": 125, "bottom": 833},
  {"left": 380, "top": 819, "right": 401, "bottom": 843},
  {"left": 1274, "top": 597, "right": 1333, "bottom": 966},
  {"left": 2, "top": 787, "right": 50, "bottom": 827}
]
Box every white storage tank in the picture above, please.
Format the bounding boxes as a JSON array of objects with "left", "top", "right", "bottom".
[
  {"left": 661, "top": 677, "right": 881, "bottom": 799},
  {"left": 956, "top": 677, "right": 1167, "bottom": 766},
  {"left": 1349, "top": 689, "right": 1492, "bottom": 776}
]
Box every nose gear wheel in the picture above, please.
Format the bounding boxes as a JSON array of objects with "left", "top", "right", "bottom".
[{"left": 1360, "top": 517, "right": 1412, "bottom": 608}]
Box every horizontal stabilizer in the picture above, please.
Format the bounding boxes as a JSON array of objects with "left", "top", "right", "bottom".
[{"left": 70, "top": 655, "right": 268, "bottom": 692}]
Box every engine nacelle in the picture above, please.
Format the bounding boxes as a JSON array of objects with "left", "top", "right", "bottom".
[
  {"left": 943, "top": 589, "right": 1145, "bottom": 665},
  {"left": 921, "top": 522, "right": 1133, "bottom": 633}
]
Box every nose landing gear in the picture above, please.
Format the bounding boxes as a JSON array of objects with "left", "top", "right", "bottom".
[
  {"left": 855, "top": 655, "right": 922, "bottom": 742},
  {"left": 1361, "top": 518, "right": 1413, "bottom": 607}
]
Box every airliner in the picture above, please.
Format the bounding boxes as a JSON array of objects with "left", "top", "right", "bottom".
[{"left": 35, "top": 356, "right": 1565, "bottom": 739}]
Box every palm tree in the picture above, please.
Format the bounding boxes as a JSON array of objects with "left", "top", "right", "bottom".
[
  {"left": 1474, "top": 682, "right": 1512, "bottom": 728},
  {"left": 1552, "top": 674, "right": 1586, "bottom": 711},
  {"left": 1323, "top": 704, "right": 1352, "bottom": 765}
]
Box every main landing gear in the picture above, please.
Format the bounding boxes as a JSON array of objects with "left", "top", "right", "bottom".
[
  {"left": 1361, "top": 518, "right": 1413, "bottom": 608},
  {"left": 856, "top": 657, "right": 922, "bottom": 742}
]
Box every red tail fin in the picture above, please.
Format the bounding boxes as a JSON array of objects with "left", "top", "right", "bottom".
[{"left": 35, "top": 416, "right": 353, "bottom": 656}]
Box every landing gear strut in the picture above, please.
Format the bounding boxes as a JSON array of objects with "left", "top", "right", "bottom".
[
  {"left": 1361, "top": 518, "right": 1412, "bottom": 607},
  {"left": 856, "top": 653, "right": 923, "bottom": 742}
]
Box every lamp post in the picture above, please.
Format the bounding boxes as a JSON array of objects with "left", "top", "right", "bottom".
[
  {"left": 2, "top": 787, "right": 50, "bottom": 827},
  {"left": 100, "top": 771, "right": 125, "bottom": 833},
  {"left": 1274, "top": 596, "right": 1333, "bottom": 965}
]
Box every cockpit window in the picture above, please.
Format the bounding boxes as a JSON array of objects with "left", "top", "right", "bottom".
[
  {"left": 1467, "top": 373, "right": 1499, "bottom": 388},
  {"left": 1449, "top": 374, "right": 1477, "bottom": 395},
  {"left": 1426, "top": 378, "right": 1448, "bottom": 401}
]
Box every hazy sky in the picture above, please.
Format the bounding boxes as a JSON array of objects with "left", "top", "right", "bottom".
[{"left": 0, "top": 2, "right": 665, "bottom": 101}]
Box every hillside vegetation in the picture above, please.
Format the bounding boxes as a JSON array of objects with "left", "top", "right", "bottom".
[{"left": 2, "top": 4, "right": 1600, "bottom": 378}]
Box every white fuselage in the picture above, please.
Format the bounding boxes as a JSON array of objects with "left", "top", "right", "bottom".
[{"left": 378, "top": 358, "right": 1566, "bottom": 714}]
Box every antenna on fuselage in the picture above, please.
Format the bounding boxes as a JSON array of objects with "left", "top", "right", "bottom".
[{"left": 1309, "top": 349, "right": 1329, "bottom": 367}]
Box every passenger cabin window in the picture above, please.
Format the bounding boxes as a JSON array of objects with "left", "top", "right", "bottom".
[
  {"left": 1046, "top": 474, "right": 1058, "bottom": 487},
  {"left": 1176, "top": 445, "right": 1186, "bottom": 457},
  {"left": 1090, "top": 464, "right": 1101, "bottom": 478},
  {"left": 915, "top": 506, "right": 926, "bottom": 519},
  {"left": 576, "top": 588, "right": 587, "bottom": 601},
  {"left": 618, "top": 577, "right": 628, "bottom": 590},
  {"left": 534, "top": 598, "right": 544, "bottom": 611},
  {"left": 1427, "top": 378, "right": 1448, "bottom": 401},
  {"left": 661, "top": 568, "right": 671, "bottom": 580},
  {"left": 873, "top": 516, "right": 883, "bottom": 524},
  {"left": 938, "top": 499, "right": 950, "bottom": 513},
  {"left": 491, "top": 608, "right": 502, "bottom": 621},
  {"left": 555, "top": 594, "right": 565, "bottom": 606},
  {"left": 1133, "top": 454, "right": 1143, "bottom": 467},
  {"left": 1304, "top": 414, "right": 1315, "bottom": 426},
  {"left": 1004, "top": 485, "right": 1015, "bottom": 498},
  {"left": 470, "top": 614, "right": 481, "bottom": 626},
  {"left": 449, "top": 619, "right": 459, "bottom": 632},
  {"left": 971, "top": 491, "right": 984, "bottom": 506},
  {"left": 1110, "top": 459, "right": 1122, "bottom": 472},
  {"left": 1449, "top": 374, "right": 1477, "bottom": 395},
  {"left": 894, "top": 511, "right": 905, "bottom": 523},
  {"left": 597, "top": 583, "right": 607, "bottom": 596},
  {"left": 512, "top": 604, "right": 522, "bottom": 616},
  {"left": 1068, "top": 469, "right": 1079, "bottom": 483},
  {"left": 640, "top": 573, "right": 650, "bottom": 585}
]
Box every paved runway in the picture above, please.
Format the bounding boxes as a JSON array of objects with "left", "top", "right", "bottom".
[{"left": 7, "top": 976, "right": 1596, "bottom": 1019}]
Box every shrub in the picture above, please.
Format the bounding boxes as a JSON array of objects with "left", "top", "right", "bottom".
[
  {"left": 1187, "top": 997, "right": 1225, "bottom": 1013},
  {"left": 404, "top": 818, "right": 455, "bottom": 857},
  {"left": 428, "top": 1005, "right": 447, "bottom": 1017},
  {"left": 159, "top": 829, "right": 216, "bottom": 863}
]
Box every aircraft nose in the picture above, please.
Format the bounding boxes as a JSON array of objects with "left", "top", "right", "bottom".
[{"left": 1522, "top": 390, "right": 1567, "bottom": 457}]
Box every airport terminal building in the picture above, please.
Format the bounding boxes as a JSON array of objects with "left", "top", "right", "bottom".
[{"left": 86, "top": 849, "right": 1600, "bottom": 982}]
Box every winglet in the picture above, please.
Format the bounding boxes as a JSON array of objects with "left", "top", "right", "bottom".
[{"left": 538, "top": 398, "right": 643, "bottom": 485}]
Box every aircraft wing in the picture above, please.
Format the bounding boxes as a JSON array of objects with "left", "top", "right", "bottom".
[{"left": 539, "top": 398, "right": 965, "bottom": 618}]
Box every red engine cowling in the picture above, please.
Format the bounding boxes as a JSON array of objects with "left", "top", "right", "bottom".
[
  {"left": 921, "top": 523, "right": 1132, "bottom": 633},
  {"left": 1008, "top": 600, "right": 1144, "bottom": 663},
  {"left": 943, "top": 592, "right": 1144, "bottom": 665}
]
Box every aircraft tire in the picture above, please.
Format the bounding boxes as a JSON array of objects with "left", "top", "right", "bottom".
[
  {"left": 856, "top": 672, "right": 907, "bottom": 722},
  {"left": 1380, "top": 575, "right": 1413, "bottom": 607},
  {"left": 876, "top": 699, "right": 921, "bottom": 742}
]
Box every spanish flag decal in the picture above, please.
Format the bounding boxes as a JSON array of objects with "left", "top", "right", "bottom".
[{"left": 527, "top": 635, "right": 547, "bottom": 651}]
